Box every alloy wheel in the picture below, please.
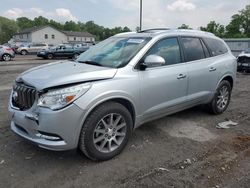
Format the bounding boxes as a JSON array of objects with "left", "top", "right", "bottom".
[
  {"left": 217, "top": 85, "right": 229, "bottom": 110},
  {"left": 93, "top": 113, "right": 127, "bottom": 153}
]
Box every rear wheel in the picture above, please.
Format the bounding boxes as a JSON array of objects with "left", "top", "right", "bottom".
[
  {"left": 207, "top": 80, "right": 232, "bottom": 114},
  {"left": 2, "top": 54, "right": 11, "bottom": 61},
  {"left": 21, "top": 50, "right": 27, "bottom": 55},
  {"left": 47, "top": 53, "right": 53, "bottom": 59},
  {"left": 79, "top": 102, "right": 132, "bottom": 161}
]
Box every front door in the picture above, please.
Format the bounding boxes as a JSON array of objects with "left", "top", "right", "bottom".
[{"left": 139, "top": 37, "right": 188, "bottom": 121}]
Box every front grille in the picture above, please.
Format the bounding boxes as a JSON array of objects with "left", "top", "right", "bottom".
[{"left": 12, "top": 83, "right": 37, "bottom": 111}]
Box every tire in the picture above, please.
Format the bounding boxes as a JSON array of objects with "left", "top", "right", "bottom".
[
  {"left": 73, "top": 53, "right": 79, "bottom": 60},
  {"left": 2, "top": 54, "right": 11, "bottom": 61},
  {"left": 207, "top": 80, "right": 232, "bottom": 115},
  {"left": 47, "top": 53, "right": 53, "bottom": 59},
  {"left": 21, "top": 50, "right": 27, "bottom": 55},
  {"left": 79, "top": 102, "right": 133, "bottom": 161}
]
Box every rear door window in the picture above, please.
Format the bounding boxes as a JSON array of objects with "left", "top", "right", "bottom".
[
  {"left": 203, "top": 38, "right": 228, "bottom": 56},
  {"left": 181, "top": 37, "right": 205, "bottom": 62}
]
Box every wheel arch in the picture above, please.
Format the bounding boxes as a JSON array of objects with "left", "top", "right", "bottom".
[
  {"left": 83, "top": 97, "right": 136, "bottom": 128},
  {"left": 75, "top": 97, "right": 137, "bottom": 148},
  {"left": 218, "top": 74, "right": 234, "bottom": 89}
]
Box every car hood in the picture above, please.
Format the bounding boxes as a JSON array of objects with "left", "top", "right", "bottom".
[{"left": 16, "top": 61, "right": 117, "bottom": 90}]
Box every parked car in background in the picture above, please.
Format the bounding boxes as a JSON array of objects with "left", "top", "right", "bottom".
[
  {"left": 9, "top": 29, "right": 236, "bottom": 161},
  {"left": 237, "top": 48, "right": 250, "bottom": 73},
  {"left": 37, "top": 44, "right": 83, "bottom": 59},
  {"left": 73, "top": 42, "right": 93, "bottom": 52},
  {"left": 0, "top": 45, "right": 15, "bottom": 61},
  {"left": 2, "top": 43, "right": 19, "bottom": 54},
  {"left": 17, "top": 43, "right": 49, "bottom": 55}
]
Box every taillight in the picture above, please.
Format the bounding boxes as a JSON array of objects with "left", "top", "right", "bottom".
[{"left": 6, "top": 48, "right": 12, "bottom": 51}]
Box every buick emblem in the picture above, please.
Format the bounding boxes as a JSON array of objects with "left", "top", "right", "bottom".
[{"left": 12, "top": 91, "right": 18, "bottom": 101}]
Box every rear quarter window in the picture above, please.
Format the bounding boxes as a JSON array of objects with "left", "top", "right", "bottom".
[{"left": 204, "top": 38, "right": 228, "bottom": 56}]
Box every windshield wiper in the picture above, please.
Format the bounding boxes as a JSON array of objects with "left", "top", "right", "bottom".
[{"left": 78, "top": 60, "right": 102, "bottom": 66}]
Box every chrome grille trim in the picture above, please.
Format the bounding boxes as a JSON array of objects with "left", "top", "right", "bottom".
[{"left": 12, "top": 83, "right": 37, "bottom": 111}]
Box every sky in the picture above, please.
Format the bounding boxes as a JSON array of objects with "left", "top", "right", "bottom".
[{"left": 0, "top": 0, "right": 249, "bottom": 30}]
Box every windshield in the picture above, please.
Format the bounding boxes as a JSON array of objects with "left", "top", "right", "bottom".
[{"left": 77, "top": 37, "right": 151, "bottom": 68}]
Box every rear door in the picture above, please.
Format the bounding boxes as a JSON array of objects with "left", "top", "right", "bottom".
[
  {"left": 28, "top": 44, "right": 37, "bottom": 53},
  {"left": 181, "top": 37, "right": 220, "bottom": 103},
  {"left": 139, "top": 37, "right": 188, "bottom": 121}
]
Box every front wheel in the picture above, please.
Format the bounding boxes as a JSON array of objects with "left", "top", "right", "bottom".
[
  {"left": 207, "top": 80, "right": 232, "bottom": 114},
  {"left": 79, "top": 102, "right": 133, "bottom": 161}
]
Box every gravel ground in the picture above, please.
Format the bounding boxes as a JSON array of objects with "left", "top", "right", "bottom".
[{"left": 0, "top": 56, "right": 249, "bottom": 188}]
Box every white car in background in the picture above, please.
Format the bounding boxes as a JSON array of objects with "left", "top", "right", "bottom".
[
  {"left": 17, "top": 43, "right": 49, "bottom": 55},
  {"left": 237, "top": 48, "right": 250, "bottom": 72}
]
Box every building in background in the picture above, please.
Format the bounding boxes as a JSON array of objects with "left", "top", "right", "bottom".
[
  {"left": 9, "top": 25, "right": 95, "bottom": 45},
  {"left": 224, "top": 38, "right": 250, "bottom": 57}
]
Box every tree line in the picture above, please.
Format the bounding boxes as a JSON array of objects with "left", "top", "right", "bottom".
[
  {"left": 0, "top": 16, "right": 131, "bottom": 44},
  {"left": 179, "top": 5, "right": 250, "bottom": 38},
  {"left": 0, "top": 4, "right": 249, "bottom": 44}
]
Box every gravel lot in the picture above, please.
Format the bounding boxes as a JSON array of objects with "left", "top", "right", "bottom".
[{"left": 0, "top": 56, "right": 249, "bottom": 188}]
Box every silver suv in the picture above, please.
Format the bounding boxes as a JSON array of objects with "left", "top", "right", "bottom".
[
  {"left": 9, "top": 29, "right": 236, "bottom": 161},
  {"left": 17, "top": 43, "right": 48, "bottom": 55}
]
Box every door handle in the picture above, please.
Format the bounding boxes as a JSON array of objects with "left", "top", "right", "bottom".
[
  {"left": 177, "top": 74, "right": 187, "bottom": 79},
  {"left": 209, "top": 67, "right": 217, "bottom": 72}
]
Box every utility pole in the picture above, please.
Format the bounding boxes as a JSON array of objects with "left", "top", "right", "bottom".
[{"left": 140, "top": 0, "right": 142, "bottom": 31}]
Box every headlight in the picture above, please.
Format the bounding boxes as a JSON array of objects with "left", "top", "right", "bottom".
[{"left": 38, "top": 83, "right": 91, "bottom": 110}]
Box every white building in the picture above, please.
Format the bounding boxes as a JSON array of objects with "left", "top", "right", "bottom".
[{"left": 10, "top": 25, "right": 95, "bottom": 45}]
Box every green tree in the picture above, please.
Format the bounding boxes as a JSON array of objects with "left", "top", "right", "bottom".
[
  {"left": 240, "top": 5, "right": 250, "bottom": 37},
  {"left": 16, "top": 17, "right": 33, "bottom": 30},
  {"left": 225, "top": 5, "right": 250, "bottom": 38},
  {"left": 49, "top": 19, "right": 64, "bottom": 30},
  {"left": 178, "top": 24, "right": 192, "bottom": 29},
  {"left": 225, "top": 14, "right": 245, "bottom": 38},
  {"left": 64, "top": 21, "right": 81, "bottom": 31},
  {"left": 122, "top": 26, "right": 131, "bottom": 32},
  {"left": 200, "top": 21, "right": 225, "bottom": 37},
  {"left": 33, "top": 16, "right": 49, "bottom": 26},
  {"left": 0, "top": 16, "right": 18, "bottom": 43}
]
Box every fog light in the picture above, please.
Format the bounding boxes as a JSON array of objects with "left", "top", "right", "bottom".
[{"left": 36, "top": 131, "right": 62, "bottom": 141}]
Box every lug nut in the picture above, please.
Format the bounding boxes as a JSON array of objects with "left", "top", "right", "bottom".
[
  {"left": 113, "top": 128, "right": 116, "bottom": 131},
  {"left": 105, "top": 134, "right": 108, "bottom": 137},
  {"left": 105, "top": 129, "right": 108, "bottom": 132},
  {"left": 108, "top": 136, "right": 111, "bottom": 139}
]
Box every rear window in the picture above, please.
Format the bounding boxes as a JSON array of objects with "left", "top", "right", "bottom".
[
  {"left": 203, "top": 38, "right": 228, "bottom": 56},
  {"left": 181, "top": 37, "right": 205, "bottom": 62}
]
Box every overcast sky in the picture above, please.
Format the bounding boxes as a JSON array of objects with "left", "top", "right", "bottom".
[{"left": 0, "top": 0, "right": 249, "bottom": 30}]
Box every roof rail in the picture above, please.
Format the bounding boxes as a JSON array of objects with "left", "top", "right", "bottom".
[
  {"left": 138, "top": 28, "right": 171, "bottom": 33},
  {"left": 138, "top": 28, "right": 215, "bottom": 36},
  {"left": 115, "top": 31, "right": 137, "bottom": 36},
  {"left": 175, "top": 29, "right": 215, "bottom": 36}
]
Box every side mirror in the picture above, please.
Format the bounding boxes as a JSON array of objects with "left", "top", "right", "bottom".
[{"left": 140, "top": 55, "right": 165, "bottom": 70}]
